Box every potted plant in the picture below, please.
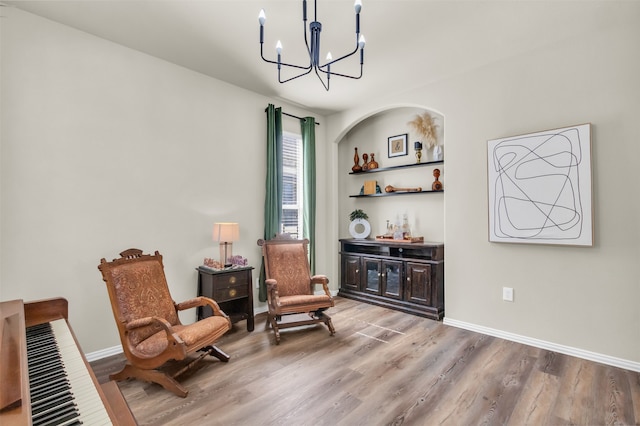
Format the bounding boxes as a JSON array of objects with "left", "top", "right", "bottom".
[
  {"left": 349, "top": 209, "right": 368, "bottom": 222},
  {"left": 349, "top": 209, "right": 371, "bottom": 239}
]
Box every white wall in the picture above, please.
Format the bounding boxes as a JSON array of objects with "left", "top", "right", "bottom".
[
  {"left": 327, "top": 4, "right": 640, "bottom": 365},
  {"left": 0, "top": 8, "right": 329, "bottom": 353}
]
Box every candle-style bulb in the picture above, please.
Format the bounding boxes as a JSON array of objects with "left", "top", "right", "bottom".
[
  {"left": 276, "top": 40, "right": 282, "bottom": 54},
  {"left": 354, "top": 0, "right": 362, "bottom": 14},
  {"left": 358, "top": 34, "right": 366, "bottom": 49},
  {"left": 326, "top": 52, "right": 333, "bottom": 61},
  {"left": 258, "top": 9, "right": 266, "bottom": 26}
]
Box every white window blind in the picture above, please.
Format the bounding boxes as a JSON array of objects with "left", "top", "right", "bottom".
[{"left": 282, "top": 132, "right": 303, "bottom": 238}]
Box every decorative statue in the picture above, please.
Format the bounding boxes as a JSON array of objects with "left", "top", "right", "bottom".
[
  {"left": 432, "top": 168, "right": 443, "bottom": 191},
  {"left": 352, "top": 147, "right": 362, "bottom": 172},
  {"left": 368, "top": 153, "right": 378, "bottom": 169}
]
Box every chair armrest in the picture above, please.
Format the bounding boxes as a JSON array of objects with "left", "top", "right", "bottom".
[
  {"left": 176, "top": 296, "right": 229, "bottom": 319},
  {"left": 311, "top": 275, "right": 332, "bottom": 297},
  {"left": 310, "top": 275, "right": 329, "bottom": 285},
  {"left": 265, "top": 279, "right": 281, "bottom": 311},
  {"left": 125, "top": 316, "right": 184, "bottom": 346},
  {"left": 266, "top": 278, "right": 278, "bottom": 290},
  {"left": 175, "top": 297, "right": 204, "bottom": 311}
]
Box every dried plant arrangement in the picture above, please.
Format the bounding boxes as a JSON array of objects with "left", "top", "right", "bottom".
[{"left": 408, "top": 112, "right": 438, "bottom": 149}]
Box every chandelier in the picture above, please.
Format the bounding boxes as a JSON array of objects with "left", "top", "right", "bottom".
[{"left": 258, "top": 0, "right": 366, "bottom": 91}]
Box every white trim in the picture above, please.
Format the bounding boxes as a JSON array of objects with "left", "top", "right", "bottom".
[
  {"left": 85, "top": 344, "right": 123, "bottom": 362},
  {"left": 443, "top": 317, "right": 640, "bottom": 373}
]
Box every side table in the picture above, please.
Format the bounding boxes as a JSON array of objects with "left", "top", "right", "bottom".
[{"left": 196, "top": 265, "right": 254, "bottom": 331}]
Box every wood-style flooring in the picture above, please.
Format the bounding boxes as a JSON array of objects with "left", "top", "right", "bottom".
[{"left": 90, "top": 297, "right": 640, "bottom": 425}]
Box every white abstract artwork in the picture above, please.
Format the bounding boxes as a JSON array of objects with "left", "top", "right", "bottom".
[{"left": 487, "top": 124, "right": 593, "bottom": 246}]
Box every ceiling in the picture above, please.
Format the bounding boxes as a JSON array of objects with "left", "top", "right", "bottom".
[{"left": 4, "top": 0, "right": 612, "bottom": 116}]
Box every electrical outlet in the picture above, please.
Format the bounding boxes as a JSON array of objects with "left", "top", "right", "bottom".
[{"left": 502, "top": 287, "right": 514, "bottom": 302}]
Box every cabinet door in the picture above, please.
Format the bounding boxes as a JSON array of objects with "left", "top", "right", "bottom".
[
  {"left": 341, "top": 255, "right": 362, "bottom": 291},
  {"left": 382, "top": 260, "right": 403, "bottom": 299},
  {"left": 405, "top": 262, "right": 432, "bottom": 306},
  {"left": 363, "top": 258, "right": 382, "bottom": 295}
]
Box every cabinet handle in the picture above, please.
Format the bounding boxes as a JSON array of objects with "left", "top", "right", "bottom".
[
  {"left": 356, "top": 269, "right": 359, "bottom": 273},
  {"left": 381, "top": 273, "right": 385, "bottom": 277},
  {"left": 229, "top": 276, "right": 237, "bottom": 284},
  {"left": 407, "top": 277, "right": 411, "bottom": 281},
  {"left": 378, "top": 273, "right": 381, "bottom": 277}
]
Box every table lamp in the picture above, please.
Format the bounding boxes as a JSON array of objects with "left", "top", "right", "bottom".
[{"left": 212, "top": 222, "right": 239, "bottom": 267}]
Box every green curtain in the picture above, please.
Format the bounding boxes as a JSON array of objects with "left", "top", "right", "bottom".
[
  {"left": 301, "top": 117, "right": 316, "bottom": 275},
  {"left": 259, "top": 104, "right": 283, "bottom": 302}
]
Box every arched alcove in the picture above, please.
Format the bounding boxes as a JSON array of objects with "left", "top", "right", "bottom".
[{"left": 335, "top": 106, "right": 445, "bottom": 243}]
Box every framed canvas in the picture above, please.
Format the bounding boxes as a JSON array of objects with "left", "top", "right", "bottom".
[
  {"left": 487, "top": 123, "right": 593, "bottom": 246},
  {"left": 388, "top": 133, "right": 408, "bottom": 158}
]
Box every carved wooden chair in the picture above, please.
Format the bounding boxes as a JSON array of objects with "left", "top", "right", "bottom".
[
  {"left": 97, "top": 248, "right": 231, "bottom": 397},
  {"left": 258, "top": 234, "right": 335, "bottom": 344}
]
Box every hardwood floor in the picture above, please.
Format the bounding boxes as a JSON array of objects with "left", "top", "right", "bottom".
[{"left": 90, "top": 298, "right": 640, "bottom": 425}]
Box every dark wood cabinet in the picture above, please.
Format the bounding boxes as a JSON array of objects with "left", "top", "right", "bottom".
[
  {"left": 361, "top": 257, "right": 403, "bottom": 300},
  {"left": 339, "top": 239, "right": 444, "bottom": 320},
  {"left": 197, "top": 266, "right": 254, "bottom": 331},
  {"left": 341, "top": 254, "right": 361, "bottom": 292}
]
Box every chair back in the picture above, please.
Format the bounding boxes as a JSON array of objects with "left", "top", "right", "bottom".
[
  {"left": 98, "top": 249, "right": 179, "bottom": 347},
  {"left": 262, "top": 238, "right": 312, "bottom": 297}
]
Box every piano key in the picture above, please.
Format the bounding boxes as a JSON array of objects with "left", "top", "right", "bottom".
[
  {"left": 49, "top": 319, "right": 113, "bottom": 425},
  {"left": 25, "top": 319, "right": 112, "bottom": 425}
]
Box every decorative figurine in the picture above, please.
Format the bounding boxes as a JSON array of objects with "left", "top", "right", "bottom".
[
  {"left": 362, "top": 153, "right": 369, "bottom": 171},
  {"left": 432, "top": 168, "right": 443, "bottom": 191},
  {"left": 433, "top": 145, "right": 443, "bottom": 161},
  {"left": 368, "top": 153, "right": 379, "bottom": 169},
  {"left": 414, "top": 141, "right": 423, "bottom": 163},
  {"left": 352, "top": 147, "right": 362, "bottom": 172}
]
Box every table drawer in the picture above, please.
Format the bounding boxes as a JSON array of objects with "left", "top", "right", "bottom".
[
  {"left": 213, "top": 284, "right": 248, "bottom": 301},
  {"left": 210, "top": 273, "right": 244, "bottom": 288}
]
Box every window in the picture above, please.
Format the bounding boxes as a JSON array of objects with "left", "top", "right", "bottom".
[{"left": 282, "top": 132, "right": 303, "bottom": 238}]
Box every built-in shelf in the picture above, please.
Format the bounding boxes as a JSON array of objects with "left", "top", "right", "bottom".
[
  {"left": 350, "top": 159, "right": 444, "bottom": 197},
  {"left": 349, "top": 190, "right": 444, "bottom": 198},
  {"left": 349, "top": 160, "right": 443, "bottom": 175}
]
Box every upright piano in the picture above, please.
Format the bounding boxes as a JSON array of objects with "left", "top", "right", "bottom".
[{"left": 0, "top": 298, "right": 137, "bottom": 425}]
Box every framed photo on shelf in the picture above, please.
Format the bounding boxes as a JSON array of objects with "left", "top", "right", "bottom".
[{"left": 388, "top": 133, "right": 408, "bottom": 158}]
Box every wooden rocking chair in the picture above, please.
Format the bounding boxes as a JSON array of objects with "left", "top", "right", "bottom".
[
  {"left": 98, "top": 249, "right": 231, "bottom": 397},
  {"left": 258, "top": 234, "right": 335, "bottom": 344}
]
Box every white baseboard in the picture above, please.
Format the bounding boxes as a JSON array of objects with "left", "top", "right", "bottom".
[
  {"left": 85, "top": 344, "right": 123, "bottom": 362},
  {"left": 443, "top": 317, "right": 640, "bottom": 373}
]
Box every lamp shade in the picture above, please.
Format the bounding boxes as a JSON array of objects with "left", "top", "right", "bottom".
[{"left": 212, "top": 223, "right": 240, "bottom": 243}]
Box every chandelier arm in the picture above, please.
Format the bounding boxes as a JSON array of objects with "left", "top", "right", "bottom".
[
  {"left": 313, "top": 67, "right": 330, "bottom": 91},
  {"left": 278, "top": 61, "right": 314, "bottom": 71},
  {"left": 261, "top": 43, "right": 313, "bottom": 70},
  {"left": 279, "top": 67, "right": 314, "bottom": 84},
  {"left": 316, "top": 65, "right": 363, "bottom": 80},
  {"left": 319, "top": 44, "right": 360, "bottom": 68},
  {"left": 303, "top": 13, "right": 313, "bottom": 60},
  {"left": 319, "top": 8, "right": 362, "bottom": 68}
]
